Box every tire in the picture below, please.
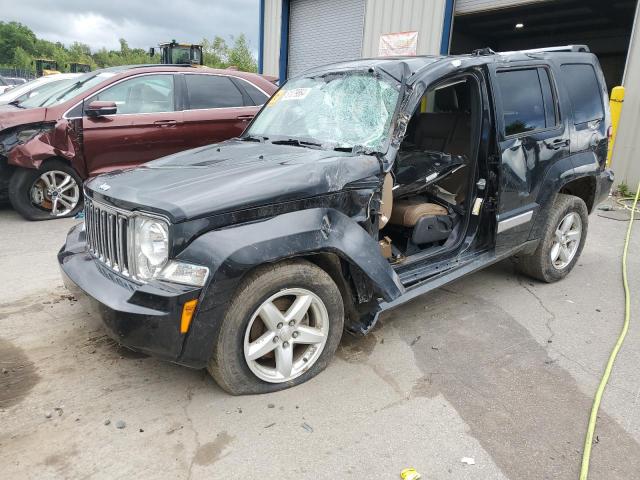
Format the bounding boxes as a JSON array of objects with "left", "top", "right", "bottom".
[
  {"left": 9, "top": 160, "right": 83, "bottom": 221},
  {"left": 516, "top": 193, "right": 588, "bottom": 282},
  {"left": 208, "top": 259, "right": 344, "bottom": 395}
]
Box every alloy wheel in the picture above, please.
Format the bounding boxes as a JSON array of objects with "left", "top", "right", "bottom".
[
  {"left": 550, "top": 212, "right": 582, "bottom": 269},
  {"left": 243, "top": 288, "right": 330, "bottom": 383},
  {"left": 30, "top": 170, "right": 80, "bottom": 216}
]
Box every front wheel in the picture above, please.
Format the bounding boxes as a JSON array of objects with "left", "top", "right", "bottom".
[
  {"left": 516, "top": 193, "right": 588, "bottom": 282},
  {"left": 208, "top": 260, "right": 344, "bottom": 395},
  {"left": 9, "top": 160, "right": 83, "bottom": 220}
]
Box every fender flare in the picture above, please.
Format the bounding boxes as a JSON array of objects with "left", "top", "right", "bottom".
[
  {"left": 529, "top": 155, "right": 595, "bottom": 241},
  {"left": 176, "top": 207, "right": 404, "bottom": 366}
]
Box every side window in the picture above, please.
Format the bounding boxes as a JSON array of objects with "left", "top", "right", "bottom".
[
  {"left": 86, "top": 75, "right": 175, "bottom": 114},
  {"left": 496, "top": 68, "right": 556, "bottom": 136},
  {"left": 185, "top": 74, "right": 244, "bottom": 109},
  {"left": 560, "top": 64, "right": 604, "bottom": 125},
  {"left": 238, "top": 79, "right": 269, "bottom": 105}
]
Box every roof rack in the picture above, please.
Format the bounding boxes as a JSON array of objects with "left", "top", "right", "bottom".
[
  {"left": 499, "top": 45, "right": 590, "bottom": 55},
  {"left": 472, "top": 47, "right": 496, "bottom": 56}
]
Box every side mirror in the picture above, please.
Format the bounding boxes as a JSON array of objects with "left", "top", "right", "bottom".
[{"left": 85, "top": 101, "right": 117, "bottom": 117}]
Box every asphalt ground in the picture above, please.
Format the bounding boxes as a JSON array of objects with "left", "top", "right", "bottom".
[{"left": 1, "top": 199, "right": 638, "bottom": 479}]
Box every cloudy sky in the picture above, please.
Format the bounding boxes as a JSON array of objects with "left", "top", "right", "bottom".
[{"left": 1, "top": 0, "right": 260, "bottom": 52}]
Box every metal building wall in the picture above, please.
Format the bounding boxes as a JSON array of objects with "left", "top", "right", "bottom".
[
  {"left": 361, "top": 0, "right": 447, "bottom": 57},
  {"left": 260, "top": 0, "right": 450, "bottom": 77},
  {"left": 611, "top": 3, "right": 640, "bottom": 187},
  {"left": 287, "top": 0, "right": 366, "bottom": 77},
  {"left": 262, "top": 0, "right": 282, "bottom": 77}
]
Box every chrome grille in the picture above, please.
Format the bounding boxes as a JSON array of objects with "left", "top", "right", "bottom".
[{"left": 85, "top": 198, "right": 132, "bottom": 276}]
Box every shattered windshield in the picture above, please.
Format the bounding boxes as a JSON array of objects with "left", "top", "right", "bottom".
[{"left": 247, "top": 72, "right": 400, "bottom": 151}]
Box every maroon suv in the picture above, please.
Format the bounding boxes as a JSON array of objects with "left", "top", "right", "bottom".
[{"left": 0, "top": 65, "right": 277, "bottom": 220}]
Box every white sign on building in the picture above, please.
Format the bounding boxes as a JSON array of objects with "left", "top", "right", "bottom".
[{"left": 378, "top": 31, "right": 419, "bottom": 56}]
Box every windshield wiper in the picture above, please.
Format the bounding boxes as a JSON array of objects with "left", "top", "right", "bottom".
[
  {"left": 271, "top": 138, "right": 323, "bottom": 149},
  {"left": 333, "top": 144, "right": 379, "bottom": 155},
  {"left": 52, "top": 74, "right": 97, "bottom": 102},
  {"left": 241, "top": 135, "right": 268, "bottom": 142},
  {"left": 8, "top": 100, "right": 25, "bottom": 108}
]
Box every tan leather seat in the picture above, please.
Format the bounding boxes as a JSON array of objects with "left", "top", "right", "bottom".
[{"left": 389, "top": 199, "right": 448, "bottom": 227}]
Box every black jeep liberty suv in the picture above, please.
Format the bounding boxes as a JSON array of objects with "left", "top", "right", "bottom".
[{"left": 59, "top": 46, "right": 614, "bottom": 394}]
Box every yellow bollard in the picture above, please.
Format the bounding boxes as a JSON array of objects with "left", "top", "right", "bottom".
[{"left": 607, "top": 86, "right": 624, "bottom": 167}]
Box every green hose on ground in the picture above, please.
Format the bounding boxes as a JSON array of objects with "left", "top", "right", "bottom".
[{"left": 579, "top": 180, "right": 640, "bottom": 480}]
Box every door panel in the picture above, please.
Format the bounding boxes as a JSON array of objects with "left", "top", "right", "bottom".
[
  {"left": 81, "top": 74, "right": 184, "bottom": 175},
  {"left": 83, "top": 112, "right": 184, "bottom": 175},
  {"left": 180, "top": 106, "right": 259, "bottom": 148},
  {"left": 490, "top": 65, "right": 570, "bottom": 251}
]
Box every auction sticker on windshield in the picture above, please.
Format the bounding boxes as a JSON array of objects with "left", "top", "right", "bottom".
[
  {"left": 267, "top": 89, "right": 284, "bottom": 107},
  {"left": 282, "top": 88, "right": 311, "bottom": 101}
]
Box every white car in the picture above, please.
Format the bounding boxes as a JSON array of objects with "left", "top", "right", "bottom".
[
  {"left": 0, "top": 73, "right": 81, "bottom": 105},
  {"left": 0, "top": 77, "right": 11, "bottom": 95}
]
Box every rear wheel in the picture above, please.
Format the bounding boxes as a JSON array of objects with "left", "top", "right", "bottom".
[
  {"left": 9, "top": 160, "right": 82, "bottom": 220},
  {"left": 516, "top": 193, "right": 588, "bottom": 282},
  {"left": 208, "top": 260, "right": 344, "bottom": 395}
]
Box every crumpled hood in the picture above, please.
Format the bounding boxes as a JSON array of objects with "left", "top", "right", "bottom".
[
  {"left": 86, "top": 139, "right": 382, "bottom": 222},
  {"left": 0, "top": 105, "right": 48, "bottom": 131}
]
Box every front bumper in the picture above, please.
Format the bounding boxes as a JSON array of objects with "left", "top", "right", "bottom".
[{"left": 58, "top": 223, "right": 202, "bottom": 365}]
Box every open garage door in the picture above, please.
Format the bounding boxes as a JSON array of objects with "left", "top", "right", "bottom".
[
  {"left": 450, "top": 0, "right": 638, "bottom": 90},
  {"left": 287, "top": 0, "right": 365, "bottom": 78}
]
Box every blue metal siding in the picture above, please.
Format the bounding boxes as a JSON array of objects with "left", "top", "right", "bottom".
[
  {"left": 279, "top": 0, "right": 290, "bottom": 82},
  {"left": 258, "top": 0, "right": 265, "bottom": 73},
  {"left": 440, "top": 0, "right": 455, "bottom": 54}
]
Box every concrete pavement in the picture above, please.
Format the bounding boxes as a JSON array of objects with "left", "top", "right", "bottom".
[{"left": 0, "top": 201, "right": 638, "bottom": 479}]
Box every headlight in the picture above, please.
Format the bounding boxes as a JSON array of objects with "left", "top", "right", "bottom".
[
  {"left": 133, "top": 216, "right": 169, "bottom": 280},
  {"left": 132, "top": 215, "right": 209, "bottom": 287},
  {"left": 16, "top": 124, "right": 54, "bottom": 144},
  {"left": 17, "top": 128, "right": 42, "bottom": 143}
]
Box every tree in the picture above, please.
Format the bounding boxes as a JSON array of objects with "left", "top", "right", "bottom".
[
  {"left": 0, "top": 22, "right": 258, "bottom": 73},
  {"left": 0, "top": 21, "right": 37, "bottom": 64},
  {"left": 227, "top": 34, "right": 257, "bottom": 72},
  {"left": 119, "top": 38, "right": 130, "bottom": 55},
  {"left": 202, "top": 36, "right": 228, "bottom": 68},
  {"left": 13, "top": 46, "right": 33, "bottom": 71}
]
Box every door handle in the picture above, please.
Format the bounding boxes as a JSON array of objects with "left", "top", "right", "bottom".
[
  {"left": 550, "top": 139, "right": 570, "bottom": 149},
  {"left": 154, "top": 120, "right": 178, "bottom": 127},
  {"left": 237, "top": 115, "right": 255, "bottom": 122}
]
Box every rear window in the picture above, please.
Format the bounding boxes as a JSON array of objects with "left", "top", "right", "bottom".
[
  {"left": 496, "top": 68, "right": 557, "bottom": 136},
  {"left": 560, "top": 64, "right": 604, "bottom": 124},
  {"left": 237, "top": 79, "right": 268, "bottom": 105},
  {"left": 185, "top": 74, "right": 244, "bottom": 109}
]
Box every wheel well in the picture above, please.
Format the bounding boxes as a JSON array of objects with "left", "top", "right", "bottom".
[
  {"left": 559, "top": 176, "right": 596, "bottom": 213},
  {"left": 291, "top": 252, "right": 377, "bottom": 333},
  {"left": 40, "top": 156, "right": 73, "bottom": 170},
  {"left": 301, "top": 253, "right": 358, "bottom": 313}
]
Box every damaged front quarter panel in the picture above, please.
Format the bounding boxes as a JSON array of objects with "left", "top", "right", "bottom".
[{"left": 1, "top": 119, "right": 84, "bottom": 174}]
